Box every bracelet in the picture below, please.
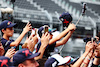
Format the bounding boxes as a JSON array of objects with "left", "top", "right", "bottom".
[
  {"left": 95, "top": 56, "right": 100, "bottom": 58},
  {"left": 86, "top": 57, "right": 91, "bottom": 61},
  {"left": 83, "top": 61, "right": 88, "bottom": 64},
  {"left": 83, "top": 57, "right": 85, "bottom": 60}
]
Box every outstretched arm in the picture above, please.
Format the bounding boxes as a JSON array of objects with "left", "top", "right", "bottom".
[
  {"left": 10, "top": 22, "right": 32, "bottom": 47},
  {"left": 72, "top": 41, "right": 94, "bottom": 67},
  {"left": 55, "top": 30, "right": 74, "bottom": 47},
  {"left": 49, "top": 23, "right": 76, "bottom": 45},
  {"left": 80, "top": 42, "right": 97, "bottom": 67},
  {"left": 80, "top": 50, "right": 93, "bottom": 67}
]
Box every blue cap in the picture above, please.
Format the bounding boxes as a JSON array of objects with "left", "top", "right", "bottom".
[
  {"left": 59, "top": 12, "right": 72, "bottom": 26},
  {"left": 0, "top": 20, "right": 16, "bottom": 30},
  {"left": 38, "top": 25, "right": 56, "bottom": 38},
  {"left": 13, "top": 48, "right": 40, "bottom": 66},
  {"left": 0, "top": 56, "right": 14, "bottom": 67}
]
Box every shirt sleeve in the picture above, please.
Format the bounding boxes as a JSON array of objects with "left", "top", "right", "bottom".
[{"left": 2, "top": 40, "right": 12, "bottom": 51}]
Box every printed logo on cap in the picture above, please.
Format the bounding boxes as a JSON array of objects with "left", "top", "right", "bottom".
[
  {"left": 22, "top": 50, "right": 32, "bottom": 56},
  {"left": 7, "top": 21, "right": 12, "bottom": 25},
  {"left": 0, "top": 59, "right": 8, "bottom": 67}
]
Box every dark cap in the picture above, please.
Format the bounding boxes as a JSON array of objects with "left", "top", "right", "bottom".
[
  {"left": 13, "top": 48, "right": 40, "bottom": 66},
  {"left": 38, "top": 25, "right": 56, "bottom": 38},
  {"left": 59, "top": 12, "right": 72, "bottom": 26},
  {"left": 0, "top": 20, "right": 16, "bottom": 30},
  {"left": 0, "top": 56, "right": 14, "bottom": 67}
]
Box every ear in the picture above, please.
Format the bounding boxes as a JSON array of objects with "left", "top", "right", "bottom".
[
  {"left": 1, "top": 29, "right": 6, "bottom": 34},
  {"left": 18, "top": 64, "right": 25, "bottom": 67}
]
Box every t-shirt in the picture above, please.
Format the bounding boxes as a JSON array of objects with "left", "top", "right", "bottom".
[
  {"left": 36, "top": 41, "right": 56, "bottom": 58},
  {"left": 1, "top": 38, "right": 22, "bottom": 54}
]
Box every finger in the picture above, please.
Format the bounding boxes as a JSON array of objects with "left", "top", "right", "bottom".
[
  {"left": 45, "top": 32, "right": 48, "bottom": 36},
  {"left": 35, "top": 29, "right": 37, "bottom": 35},
  {"left": 41, "top": 33, "right": 45, "bottom": 38},
  {"left": 27, "top": 22, "right": 30, "bottom": 25},
  {"left": 29, "top": 27, "right": 32, "bottom": 30},
  {"left": 8, "top": 48, "right": 14, "bottom": 52},
  {"left": 26, "top": 37, "right": 28, "bottom": 40},
  {"left": 9, "top": 49, "right": 15, "bottom": 53},
  {"left": 47, "top": 33, "right": 50, "bottom": 39},
  {"left": 87, "top": 41, "right": 92, "bottom": 45},
  {"left": 29, "top": 34, "right": 33, "bottom": 40}
]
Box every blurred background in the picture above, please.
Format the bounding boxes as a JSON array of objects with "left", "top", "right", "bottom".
[{"left": 0, "top": 0, "right": 100, "bottom": 57}]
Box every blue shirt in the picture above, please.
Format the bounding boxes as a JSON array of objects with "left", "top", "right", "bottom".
[
  {"left": 1, "top": 38, "right": 22, "bottom": 54},
  {"left": 1, "top": 38, "right": 14, "bottom": 53}
]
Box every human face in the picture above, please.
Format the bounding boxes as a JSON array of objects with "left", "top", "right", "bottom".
[
  {"left": 5, "top": 27, "right": 14, "bottom": 37},
  {"left": 23, "top": 59, "right": 39, "bottom": 67},
  {"left": 0, "top": 42, "right": 4, "bottom": 56}
]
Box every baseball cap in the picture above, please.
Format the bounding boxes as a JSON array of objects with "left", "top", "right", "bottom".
[
  {"left": 59, "top": 12, "right": 72, "bottom": 27},
  {"left": 38, "top": 25, "right": 56, "bottom": 38},
  {"left": 0, "top": 56, "right": 14, "bottom": 67},
  {"left": 13, "top": 48, "right": 40, "bottom": 66},
  {"left": 0, "top": 20, "right": 16, "bottom": 30},
  {"left": 44, "top": 54, "right": 71, "bottom": 67}
]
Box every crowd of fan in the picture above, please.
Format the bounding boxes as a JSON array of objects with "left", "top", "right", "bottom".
[{"left": 0, "top": 12, "right": 100, "bottom": 67}]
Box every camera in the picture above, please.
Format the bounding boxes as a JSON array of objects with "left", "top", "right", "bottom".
[{"left": 83, "top": 37, "right": 97, "bottom": 43}]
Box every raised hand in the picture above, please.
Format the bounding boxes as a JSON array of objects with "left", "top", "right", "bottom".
[
  {"left": 85, "top": 41, "right": 94, "bottom": 53},
  {"left": 41, "top": 32, "right": 50, "bottom": 47},
  {"left": 23, "top": 22, "right": 32, "bottom": 34},
  {"left": 67, "top": 23, "right": 76, "bottom": 31},
  {"left": 5, "top": 48, "right": 16, "bottom": 58}
]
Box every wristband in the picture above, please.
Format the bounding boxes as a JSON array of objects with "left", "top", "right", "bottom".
[
  {"left": 83, "top": 57, "right": 85, "bottom": 60},
  {"left": 95, "top": 56, "right": 100, "bottom": 58},
  {"left": 86, "top": 58, "right": 91, "bottom": 61}
]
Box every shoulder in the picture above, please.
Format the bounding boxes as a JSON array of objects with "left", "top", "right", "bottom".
[{"left": 1, "top": 38, "right": 7, "bottom": 43}]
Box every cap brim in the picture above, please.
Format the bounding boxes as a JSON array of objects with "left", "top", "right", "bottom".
[
  {"left": 58, "top": 56, "right": 71, "bottom": 65},
  {"left": 49, "top": 29, "right": 56, "bottom": 34},
  {"left": 7, "top": 23, "right": 16, "bottom": 28},
  {"left": 51, "top": 54, "right": 71, "bottom": 66},
  {"left": 27, "top": 53, "right": 40, "bottom": 59},
  {"left": 67, "top": 57, "right": 79, "bottom": 65}
]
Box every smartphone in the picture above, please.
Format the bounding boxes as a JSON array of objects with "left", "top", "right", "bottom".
[
  {"left": 34, "top": 28, "right": 37, "bottom": 35},
  {"left": 44, "top": 25, "right": 48, "bottom": 34}
]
